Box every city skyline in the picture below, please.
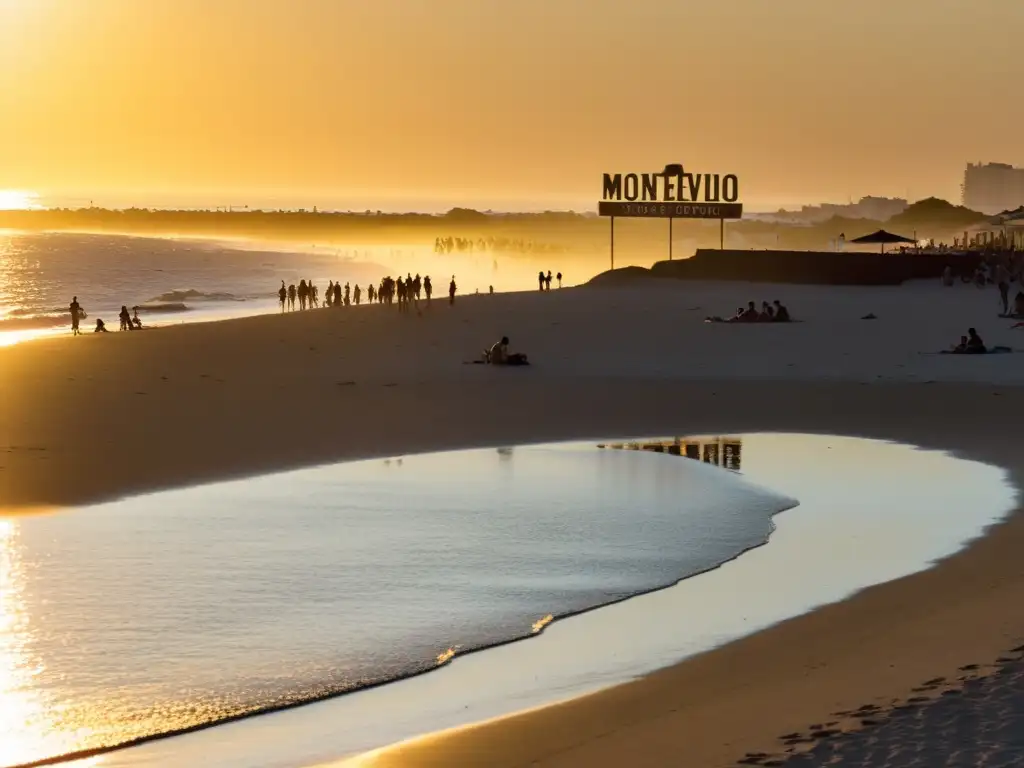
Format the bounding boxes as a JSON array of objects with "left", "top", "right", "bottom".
[{"left": 1, "top": 0, "right": 1022, "bottom": 211}]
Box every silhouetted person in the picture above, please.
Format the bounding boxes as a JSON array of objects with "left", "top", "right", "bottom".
[
  {"left": 70, "top": 296, "right": 82, "bottom": 336},
  {"left": 424, "top": 275, "right": 433, "bottom": 303},
  {"left": 333, "top": 282, "right": 342, "bottom": 306},
  {"left": 545, "top": 271, "right": 552, "bottom": 291},
  {"left": 354, "top": 284, "right": 361, "bottom": 305},
  {"left": 538, "top": 271, "right": 545, "bottom": 291},
  {"left": 278, "top": 281, "right": 287, "bottom": 311},
  {"left": 966, "top": 327, "right": 986, "bottom": 353},
  {"left": 94, "top": 318, "right": 108, "bottom": 333},
  {"left": 449, "top": 276, "right": 457, "bottom": 306},
  {"left": 996, "top": 264, "right": 1010, "bottom": 315},
  {"left": 488, "top": 335, "right": 529, "bottom": 366},
  {"left": 132, "top": 307, "right": 143, "bottom": 329},
  {"left": 298, "top": 279, "right": 308, "bottom": 310},
  {"left": 557, "top": 272, "right": 563, "bottom": 288},
  {"left": 325, "top": 280, "right": 334, "bottom": 307},
  {"left": 288, "top": 283, "right": 297, "bottom": 311},
  {"left": 761, "top": 301, "right": 774, "bottom": 321},
  {"left": 119, "top": 305, "right": 132, "bottom": 331},
  {"left": 773, "top": 300, "right": 791, "bottom": 322}
]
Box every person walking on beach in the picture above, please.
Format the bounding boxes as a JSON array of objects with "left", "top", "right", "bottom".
[
  {"left": 278, "top": 281, "right": 287, "bottom": 311},
  {"left": 538, "top": 271, "right": 545, "bottom": 291},
  {"left": 118, "top": 305, "right": 133, "bottom": 331},
  {"left": 996, "top": 262, "right": 1011, "bottom": 315},
  {"left": 354, "top": 284, "right": 361, "bottom": 306},
  {"left": 333, "top": 282, "right": 342, "bottom": 306},
  {"left": 69, "top": 296, "right": 82, "bottom": 335},
  {"left": 545, "top": 271, "right": 553, "bottom": 291},
  {"left": 557, "top": 271, "right": 563, "bottom": 288},
  {"left": 424, "top": 275, "right": 432, "bottom": 304},
  {"left": 325, "top": 280, "right": 334, "bottom": 307},
  {"left": 287, "top": 283, "right": 297, "bottom": 311},
  {"left": 449, "top": 275, "right": 457, "bottom": 306}
]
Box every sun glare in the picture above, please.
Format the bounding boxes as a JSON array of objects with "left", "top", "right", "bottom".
[{"left": 0, "top": 190, "right": 41, "bottom": 211}]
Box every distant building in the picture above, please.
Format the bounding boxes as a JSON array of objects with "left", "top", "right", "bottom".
[
  {"left": 962, "top": 162, "right": 1024, "bottom": 214},
  {"left": 757, "top": 196, "right": 908, "bottom": 225}
]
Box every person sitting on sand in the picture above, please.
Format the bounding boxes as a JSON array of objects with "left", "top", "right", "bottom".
[
  {"left": 773, "top": 300, "right": 791, "bottom": 322},
  {"left": 728, "top": 301, "right": 758, "bottom": 322},
  {"left": 965, "top": 328, "right": 986, "bottom": 353},
  {"left": 951, "top": 335, "right": 968, "bottom": 353},
  {"left": 486, "top": 336, "right": 529, "bottom": 366},
  {"left": 132, "top": 307, "right": 143, "bottom": 329},
  {"left": 760, "top": 301, "right": 774, "bottom": 321},
  {"left": 94, "top": 318, "right": 108, "bottom": 333}
]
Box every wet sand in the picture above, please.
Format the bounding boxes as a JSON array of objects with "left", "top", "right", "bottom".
[{"left": 2, "top": 279, "right": 1024, "bottom": 766}]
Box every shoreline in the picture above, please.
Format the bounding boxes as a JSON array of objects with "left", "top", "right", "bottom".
[
  {"left": 357, "top": 445, "right": 1024, "bottom": 768},
  {"left": 1, "top": 441, "right": 803, "bottom": 768},
  {"left": 92, "top": 434, "right": 1013, "bottom": 768},
  {"left": 3, "top": 282, "right": 1024, "bottom": 767}
]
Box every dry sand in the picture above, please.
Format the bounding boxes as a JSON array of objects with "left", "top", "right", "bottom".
[{"left": 2, "top": 278, "right": 1024, "bottom": 767}]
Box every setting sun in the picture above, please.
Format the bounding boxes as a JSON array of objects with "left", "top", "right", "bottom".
[{"left": 0, "top": 190, "right": 41, "bottom": 211}]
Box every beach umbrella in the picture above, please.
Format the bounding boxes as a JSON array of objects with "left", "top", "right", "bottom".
[{"left": 850, "top": 229, "right": 917, "bottom": 253}]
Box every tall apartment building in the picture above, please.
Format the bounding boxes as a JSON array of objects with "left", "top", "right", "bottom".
[{"left": 962, "top": 162, "right": 1024, "bottom": 214}]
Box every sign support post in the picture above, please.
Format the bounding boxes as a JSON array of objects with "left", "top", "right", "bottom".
[
  {"left": 720, "top": 218, "right": 724, "bottom": 250},
  {"left": 669, "top": 218, "right": 673, "bottom": 260},
  {"left": 610, "top": 216, "right": 615, "bottom": 270}
]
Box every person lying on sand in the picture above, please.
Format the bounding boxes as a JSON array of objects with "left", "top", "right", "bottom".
[{"left": 485, "top": 336, "right": 529, "bottom": 366}]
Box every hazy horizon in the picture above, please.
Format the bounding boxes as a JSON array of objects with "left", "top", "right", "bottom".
[{"left": 2, "top": 0, "right": 1022, "bottom": 212}]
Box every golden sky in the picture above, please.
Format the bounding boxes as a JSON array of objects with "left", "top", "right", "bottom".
[{"left": 0, "top": 0, "right": 1021, "bottom": 211}]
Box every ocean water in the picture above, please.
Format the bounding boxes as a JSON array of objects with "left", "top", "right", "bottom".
[
  {"left": 0, "top": 231, "right": 410, "bottom": 344},
  {"left": 0, "top": 438, "right": 792, "bottom": 767},
  {"left": 0, "top": 230, "right": 569, "bottom": 345}
]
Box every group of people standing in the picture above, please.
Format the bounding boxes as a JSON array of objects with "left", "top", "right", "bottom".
[
  {"left": 538, "top": 270, "right": 562, "bottom": 291},
  {"left": 68, "top": 296, "right": 142, "bottom": 334},
  {"left": 279, "top": 274, "right": 459, "bottom": 313}
]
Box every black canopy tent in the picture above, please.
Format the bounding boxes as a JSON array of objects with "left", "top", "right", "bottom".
[{"left": 850, "top": 229, "right": 917, "bottom": 253}]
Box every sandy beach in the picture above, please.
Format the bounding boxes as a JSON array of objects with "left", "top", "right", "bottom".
[{"left": 3, "top": 277, "right": 1024, "bottom": 767}]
